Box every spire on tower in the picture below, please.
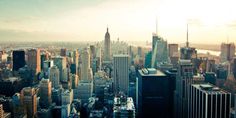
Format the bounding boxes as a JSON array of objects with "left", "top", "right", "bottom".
[
  {"left": 186, "top": 24, "right": 189, "bottom": 48},
  {"left": 156, "top": 17, "right": 158, "bottom": 36}
]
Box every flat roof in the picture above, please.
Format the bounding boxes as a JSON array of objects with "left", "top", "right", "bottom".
[
  {"left": 113, "top": 54, "right": 129, "bottom": 57},
  {"left": 192, "top": 83, "right": 229, "bottom": 94},
  {"left": 138, "top": 68, "right": 166, "bottom": 77}
]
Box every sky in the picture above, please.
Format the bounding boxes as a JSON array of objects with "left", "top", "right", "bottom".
[{"left": 0, "top": 0, "right": 236, "bottom": 44}]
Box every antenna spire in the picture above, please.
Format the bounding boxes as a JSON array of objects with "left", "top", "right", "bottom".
[
  {"left": 186, "top": 24, "right": 189, "bottom": 48},
  {"left": 156, "top": 17, "right": 158, "bottom": 36}
]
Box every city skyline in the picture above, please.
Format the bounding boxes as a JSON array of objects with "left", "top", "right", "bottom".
[{"left": 0, "top": 0, "right": 236, "bottom": 44}]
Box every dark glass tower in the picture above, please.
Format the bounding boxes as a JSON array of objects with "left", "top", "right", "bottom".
[{"left": 13, "top": 50, "right": 25, "bottom": 71}]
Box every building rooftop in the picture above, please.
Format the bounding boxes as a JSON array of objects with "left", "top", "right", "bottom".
[
  {"left": 113, "top": 54, "right": 129, "bottom": 57},
  {"left": 192, "top": 83, "right": 229, "bottom": 94},
  {"left": 179, "top": 59, "right": 192, "bottom": 65},
  {"left": 139, "top": 68, "right": 166, "bottom": 76}
]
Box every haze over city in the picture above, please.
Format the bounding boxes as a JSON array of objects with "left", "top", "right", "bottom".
[{"left": 0, "top": 0, "right": 236, "bottom": 44}]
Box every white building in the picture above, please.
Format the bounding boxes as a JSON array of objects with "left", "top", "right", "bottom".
[{"left": 81, "top": 48, "right": 93, "bottom": 82}]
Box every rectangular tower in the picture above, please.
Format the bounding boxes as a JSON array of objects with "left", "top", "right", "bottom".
[{"left": 113, "top": 54, "right": 129, "bottom": 94}]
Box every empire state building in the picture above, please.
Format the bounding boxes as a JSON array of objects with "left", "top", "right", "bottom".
[{"left": 104, "top": 27, "right": 111, "bottom": 62}]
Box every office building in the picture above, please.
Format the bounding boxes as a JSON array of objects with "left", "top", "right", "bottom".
[
  {"left": 74, "top": 81, "right": 93, "bottom": 103},
  {"left": 12, "top": 93, "right": 25, "bottom": 118},
  {"left": 104, "top": 27, "right": 111, "bottom": 62},
  {"left": 49, "top": 65, "right": 60, "bottom": 89},
  {"left": 39, "top": 78, "right": 52, "bottom": 108},
  {"left": 113, "top": 54, "right": 129, "bottom": 94},
  {"left": 220, "top": 43, "right": 235, "bottom": 62},
  {"left": 174, "top": 60, "right": 194, "bottom": 118},
  {"left": 81, "top": 48, "right": 93, "bottom": 82},
  {"left": 144, "top": 51, "right": 152, "bottom": 68},
  {"left": 27, "top": 49, "right": 41, "bottom": 75},
  {"left": 190, "top": 83, "right": 231, "bottom": 118},
  {"left": 168, "top": 44, "right": 178, "bottom": 57},
  {"left": 21, "top": 87, "right": 37, "bottom": 118},
  {"left": 13, "top": 50, "right": 25, "bottom": 71},
  {"left": 137, "top": 68, "right": 174, "bottom": 118},
  {"left": 151, "top": 34, "right": 168, "bottom": 67},
  {"left": 137, "top": 46, "right": 142, "bottom": 57},
  {"left": 60, "top": 48, "right": 67, "bottom": 57},
  {"left": 53, "top": 56, "right": 68, "bottom": 82},
  {"left": 71, "top": 74, "right": 78, "bottom": 89}
]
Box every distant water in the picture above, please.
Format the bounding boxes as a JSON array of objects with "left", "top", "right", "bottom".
[{"left": 196, "top": 49, "right": 220, "bottom": 56}]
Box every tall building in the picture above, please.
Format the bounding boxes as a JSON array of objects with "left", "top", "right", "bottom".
[
  {"left": 60, "top": 48, "right": 67, "bottom": 57},
  {"left": 137, "top": 68, "right": 175, "bottom": 118},
  {"left": 220, "top": 43, "right": 235, "bottom": 62},
  {"left": 190, "top": 83, "right": 231, "bottom": 118},
  {"left": 113, "top": 54, "right": 129, "bottom": 94},
  {"left": 113, "top": 96, "right": 135, "bottom": 118},
  {"left": 151, "top": 34, "right": 168, "bottom": 67},
  {"left": 40, "top": 53, "right": 49, "bottom": 70},
  {"left": 49, "top": 65, "right": 60, "bottom": 89},
  {"left": 168, "top": 44, "right": 178, "bottom": 57},
  {"left": 27, "top": 49, "right": 41, "bottom": 75},
  {"left": 53, "top": 56, "right": 67, "bottom": 82},
  {"left": 137, "top": 46, "right": 142, "bottom": 58},
  {"left": 71, "top": 74, "right": 78, "bottom": 89},
  {"left": 12, "top": 93, "right": 25, "bottom": 118},
  {"left": 21, "top": 87, "right": 37, "bottom": 118},
  {"left": 13, "top": 50, "right": 26, "bottom": 71},
  {"left": 180, "top": 25, "right": 197, "bottom": 60},
  {"left": 174, "top": 60, "right": 194, "bottom": 118},
  {"left": 81, "top": 48, "right": 92, "bottom": 82},
  {"left": 39, "top": 78, "right": 52, "bottom": 108},
  {"left": 104, "top": 27, "right": 111, "bottom": 62},
  {"left": 74, "top": 81, "right": 93, "bottom": 103},
  {"left": 144, "top": 51, "right": 152, "bottom": 68}
]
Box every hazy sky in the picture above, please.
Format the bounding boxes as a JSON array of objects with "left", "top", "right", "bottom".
[{"left": 0, "top": 0, "right": 236, "bottom": 44}]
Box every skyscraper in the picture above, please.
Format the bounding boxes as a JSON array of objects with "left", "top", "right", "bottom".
[
  {"left": 168, "top": 44, "right": 178, "bottom": 57},
  {"left": 137, "top": 46, "right": 142, "bottom": 58},
  {"left": 49, "top": 65, "right": 60, "bottom": 89},
  {"left": 60, "top": 48, "right": 67, "bottom": 57},
  {"left": 190, "top": 83, "right": 231, "bottom": 118},
  {"left": 81, "top": 48, "right": 92, "bottom": 82},
  {"left": 137, "top": 68, "right": 174, "bottom": 118},
  {"left": 113, "top": 54, "right": 129, "bottom": 94},
  {"left": 174, "top": 60, "right": 194, "bottom": 118},
  {"left": 104, "top": 27, "right": 111, "bottom": 62},
  {"left": 39, "top": 78, "right": 52, "bottom": 108},
  {"left": 220, "top": 43, "right": 235, "bottom": 62},
  {"left": 13, "top": 50, "right": 26, "bottom": 71},
  {"left": 180, "top": 25, "right": 197, "bottom": 60},
  {"left": 21, "top": 87, "right": 37, "bottom": 118},
  {"left": 27, "top": 49, "right": 41, "bottom": 75},
  {"left": 53, "top": 56, "right": 67, "bottom": 82},
  {"left": 151, "top": 34, "right": 168, "bottom": 67}
]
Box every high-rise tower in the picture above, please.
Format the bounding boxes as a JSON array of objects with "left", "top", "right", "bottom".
[
  {"left": 13, "top": 50, "right": 26, "bottom": 71},
  {"left": 27, "top": 49, "right": 41, "bottom": 75},
  {"left": 104, "top": 27, "right": 111, "bottom": 62},
  {"left": 113, "top": 54, "right": 129, "bottom": 94},
  {"left": 81, "top": 48, "right": 92, "bottom": 82},
  {"left": 39, "top": 78, "right": 52, "bottom": 108}
]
